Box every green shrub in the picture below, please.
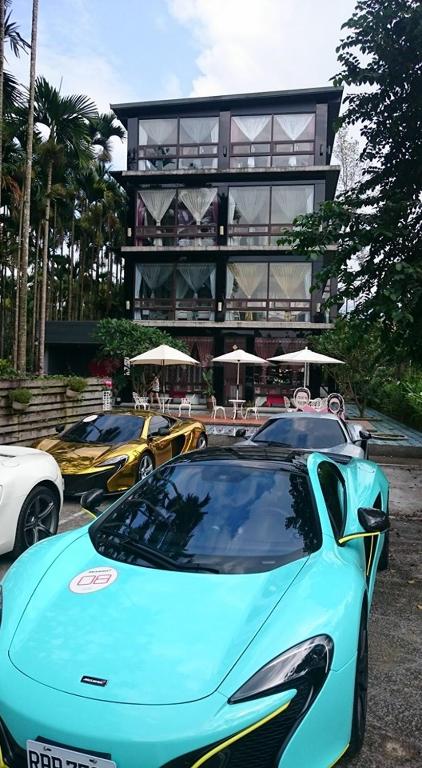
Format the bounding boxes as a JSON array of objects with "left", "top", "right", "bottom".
[
  {"left": 66, "top": 376, "right": 87, "bottom": 393},
  {"left": 9, "top": 388, "right": 32, "bottom": 405},
  {"left": 0, "top": 359, "right": 18, "bottom": 378},
  {"left": 371, "top": 369, "right": 422, "bottom": 431}
]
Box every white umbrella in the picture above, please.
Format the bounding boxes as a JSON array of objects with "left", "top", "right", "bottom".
[
  {"left": 130, "top": 344, "right": 199, "bottom": 394},
  {"left": 212, "top": 349, "right": 270, "bottom": 400},
  {"left": 268, "top": 346, "right": 344, "bottom": 387}
]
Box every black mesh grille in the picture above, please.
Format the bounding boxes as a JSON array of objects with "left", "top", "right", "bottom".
[
  {"left": 0, "top": 719, "right": 27, "bottom": 768},
  {"left": 162, "top": 682, "right": 311, "bottom": 768}
]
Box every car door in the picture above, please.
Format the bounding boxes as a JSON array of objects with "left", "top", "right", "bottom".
[{"left": 147, "top": 415, "right": 174, "bottom": 466}]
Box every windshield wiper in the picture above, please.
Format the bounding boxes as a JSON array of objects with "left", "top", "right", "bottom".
[
  {"left": 251, "top": 439, "right": 292, "bottom": 447},
  {"left": 176, "top": 562, "right": 220, "bottom": 574}
]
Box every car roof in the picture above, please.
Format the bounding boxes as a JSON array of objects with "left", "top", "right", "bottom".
[
  {"left": 266, "top": 411, "right": 342, "bottom": 421},
  {"left": 172, "top": 444, "right": 354, "bottom": 471}
]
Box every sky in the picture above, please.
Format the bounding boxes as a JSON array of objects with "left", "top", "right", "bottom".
[{"left": 8, "top": 0, "right": 357, "bottom": 169}]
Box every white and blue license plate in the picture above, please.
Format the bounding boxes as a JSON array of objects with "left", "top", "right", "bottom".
[{"left": 27, "top": 740, "right": 116, "bottom": 768}]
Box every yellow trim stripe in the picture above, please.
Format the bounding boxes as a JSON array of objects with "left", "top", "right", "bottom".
[
  {"left": 366, "top": 535, "right": 375, "bottom": 577},
  {"left": 0, "top": 746, "right": 8, "bottom": 768},
  {"left": 338, "top": 531, "right": 380, "bottom": 545},
  {"left": 82, "top": 508, "right": 97, "bottom": 519},
  {"left": 328, "top": 742, "right": 350, "bottom": 767},
  {"left": 190, "top": 701, "right": 291, "bottom": 768}
]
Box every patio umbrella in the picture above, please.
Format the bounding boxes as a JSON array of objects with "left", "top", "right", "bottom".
[
  {"left": 268, "top": 346, "right": 344, "bottom": 387},
  {"left": 212, "top": 349, "right": 270, "bottom": 400},
  {"left": 130, "top": 344, "right": 200, "bottom": 392}
]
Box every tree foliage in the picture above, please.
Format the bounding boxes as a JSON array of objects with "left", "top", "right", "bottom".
[
  {"left": 95, "top": 319, "right": 188, "bottom": 360},
  {"left": 280, "top": 0, "right": 422, "bottom": 363},
  {"left": 313, "top": 317, "right": 384, "bottom": 415}
]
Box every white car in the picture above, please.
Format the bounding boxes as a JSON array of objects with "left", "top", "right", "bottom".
[{"left": 0, "top": 446, "right": 63, "bottom": 557}]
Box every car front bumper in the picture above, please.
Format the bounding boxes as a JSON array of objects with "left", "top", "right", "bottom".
[
  {"left": 62, "top": 468, "right": 119, "bottom": 497},
  {"left": 0, "top": 652, "right": 355, "bottom": 768}
]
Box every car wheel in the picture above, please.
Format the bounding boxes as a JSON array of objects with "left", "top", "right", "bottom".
[
  {"left": 138, "top": 452, "right": 155, "bottom": 481},
  {"left": 346, "top": 607, "right": 368, "bottom": 760},
  {"left": 197, "top": 433, "right": 207, "bottom": 450},
  {"left": 13, "top": 485, "right": 60, "bottom": 557}
]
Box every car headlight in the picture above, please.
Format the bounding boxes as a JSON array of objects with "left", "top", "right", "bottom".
[
  {"left": 229, "top": 634, "right": 334, "bottom": 704},
  {"left": 96, "top": 455, "right": 128, "bottom": 469}
]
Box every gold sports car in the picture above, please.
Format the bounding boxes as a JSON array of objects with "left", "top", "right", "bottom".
[{"left": 33, "top": 411, "right": 207, "bottom": 496}]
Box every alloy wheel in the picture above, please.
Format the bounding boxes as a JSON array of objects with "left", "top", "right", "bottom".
[
  {"left": 197, "top": 434, "right": 207, "bottom": 450},
  {"left": 23, "top": 492, "right": 57, "bottom": 548},
  {"left": 138, "top": 453, "right": 154, "bottom": 480}
]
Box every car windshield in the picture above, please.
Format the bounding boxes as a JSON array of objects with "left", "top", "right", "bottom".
[
  {"left": 61, "top": 415, "right": 144, "bottom": 445},
  {"left": 91, "top": 460, "right": 320, "bottom": 574},
  {"left": 253, "top": 417, "right": 346, "bottom": 450}
]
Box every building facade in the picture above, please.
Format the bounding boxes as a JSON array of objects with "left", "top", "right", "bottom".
[{"left": 46, "top": 87, "right": 342, "bottom": 403}]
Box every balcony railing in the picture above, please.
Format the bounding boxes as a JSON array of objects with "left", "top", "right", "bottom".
[
  {"left": 225, "top": 298, "right": 312, "bottom": 322},
  {"left": 134, "top": 298, "right": 215, "bottom": 321},
  {"left": 135, "top": 224, "right": 218, "bottom": 247}
]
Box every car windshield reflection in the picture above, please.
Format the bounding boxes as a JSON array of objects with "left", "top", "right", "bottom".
[
  {"left": 91, "top": 460, "right": 321, "bottom": 573},
  {"left": 253, "top": 417, "right": 346, "bottom": 450},
  {"left": 61, "top": 415, "right": 144, "bottom": 445}
]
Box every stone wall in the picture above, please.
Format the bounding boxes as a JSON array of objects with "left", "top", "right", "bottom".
[{"left": 0, "top": 378, "right": 104, "bottom": 446}]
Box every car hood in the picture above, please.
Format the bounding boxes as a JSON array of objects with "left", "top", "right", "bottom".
[
  {"left": 34, "top": 438, "right": 130, "bottom": 473},
  {"left": 237, "top": 439, "right": 363, "bottom": 458},
  {"left": 9, "top": 533, "right": 306, "bottom": 705}
]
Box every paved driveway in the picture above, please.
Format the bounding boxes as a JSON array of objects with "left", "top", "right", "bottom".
[{"left": 0, "top": 460, "right": 421, "bottom": 767}]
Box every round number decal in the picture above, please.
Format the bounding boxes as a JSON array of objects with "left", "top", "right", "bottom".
[{"left": 69, "top": 566, "right": 118, "bottom": 594}]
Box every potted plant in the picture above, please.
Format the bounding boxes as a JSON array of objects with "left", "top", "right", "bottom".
[
  {"left": 202, "top": 369, "right": 214, "bottom": 411},
  {"left": 65, "top": 376, "right": 87, "bottom": 399},
  {"left": 9, "top": 388, "right": 32, "bottom": 412}
]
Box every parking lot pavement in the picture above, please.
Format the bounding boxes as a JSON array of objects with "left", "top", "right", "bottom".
[{"left": 0, "top": 460, "right": 421, "bottom": 767}]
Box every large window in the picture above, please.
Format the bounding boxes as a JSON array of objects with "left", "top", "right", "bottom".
[
  {"left": 134, "top": 262, "right": 216, "bottom": 321},
  {"left": 136, "top": 188, "right": 218, "bottom": 246},
  {"left": 228, "top": 185, "right": 314, "bottom": 245},
  {"left": 226, "top": 261, "right": 312, "bottom": 321},
  {"left": 230, "top": 113, "right": 315, "bottom": 168},
  {"left": 138, "top": 116, "right": 219, "bottom": 171}
]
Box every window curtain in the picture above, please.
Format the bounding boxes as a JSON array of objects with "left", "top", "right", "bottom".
[
  {"left": 194, "top": 338, "right": 214, "bottom": 367},
  {"left": 135, "top": 263, "right": 173, "bottom": 298},
  {"left": 269, "top": 263, "right": 312, "bottom": 299},
  {"left": 139, "top": 119, "right": 177, "bottom": 145},
  {"left": 232, "top": 115, "right": 271, "bottom": 142},
  {"left": 177, "top": 264, "right": 216, "bottom": 298},
  {"left": 271, "top": 186, "right": 314, "bottom": 223},
  {"left": 139, "top": 189, "right": 175, "bottom": 225},
  {"left": 180, "top": 117, "right": 219, "bottom": 144},
  {"left": 179, "top": 188, "right": 217, "bottom": 225},
  {"left": 228, "top": 263, "right": 265, "bottom": 298},
  {"left": 228, "top": 187, "right": 270, "bottom": 225},
  {"left": 274, "top": 114, "right": 314, "bottom": 141},
  {"left": 255, "top": 338, "right": 280, "bottom": 359}
]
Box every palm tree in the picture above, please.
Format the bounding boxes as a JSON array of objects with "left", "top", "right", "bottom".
[
  {"left": 34, "top": 77, "right": 97, "bottom": 372},
  {"left": 89, "top": 112, "right": 125, "bottom": 162},
  {"left": 17, "top": 0, "right": 39, "bottom": 373}
]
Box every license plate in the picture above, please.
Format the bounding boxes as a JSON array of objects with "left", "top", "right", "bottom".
[{"left": 27, "top": 740, "right": 116, "bottom": 768}]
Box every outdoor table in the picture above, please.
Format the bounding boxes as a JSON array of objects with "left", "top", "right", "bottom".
[{"left": 229, "top": 398, "right": 246, "bottom": 420}]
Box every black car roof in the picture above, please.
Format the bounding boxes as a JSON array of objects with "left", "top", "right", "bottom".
[{"left": 170, "top": 445, "right": 354, "bottom": 471}]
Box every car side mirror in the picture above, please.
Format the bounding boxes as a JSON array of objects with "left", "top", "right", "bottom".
[
  {"left": 55, "top": 424, "right": 65, "bottom": 434},
  {"left": 358, "top": 506, "right": 389, "bottom": 533},
  {"left": 359, "top": 429, "right": 371, "bottom": 441},
  {"left": 81, "top": 489, "right": 105, "bottom": 517},
  {"left": 236, "top": 428, "right": 247, "bottom": 438},
  {"left": 157, "top": 426, "right": 170, "bottom": 436}
]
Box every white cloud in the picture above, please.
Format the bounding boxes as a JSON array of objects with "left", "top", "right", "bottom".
[{"left": 167, "top": 0, "right": 357, "bottom": 97}]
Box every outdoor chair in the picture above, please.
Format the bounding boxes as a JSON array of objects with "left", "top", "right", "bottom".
[
  {"left": 244, "top": 396, "right": 267, "bottom": 420},
  {"left": 211, "top": 395, "right": 226, "bottom": 420},
  {"left": 178, "top": 397, "right": 192, "bottom": 417},
  {"left": 159, "top": 395, "right": 171, "bottom": 414},
  {"left": 293, "top": 387, "right": 311, "bottom": 409},
  {"left": 133, "top": 392, "right": 149, "bottom": 410}
]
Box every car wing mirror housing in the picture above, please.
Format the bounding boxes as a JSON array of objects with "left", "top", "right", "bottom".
[
  {"left": 235, "top": 428, "right": 247, "bottom": 438},
  {"left": 358, "top": 506, "right": 389, "bottom": 533},
  {"left": 55, "top": 424, "right": 65, "bottom": 434},
  {"left": 157, "top": 426, "right": 170, "bottom": 436},
  {"left": 81, "top": 489, "right": 105, "bottom": 517}
]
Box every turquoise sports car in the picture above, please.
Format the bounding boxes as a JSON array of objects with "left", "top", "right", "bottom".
[{"left": 0, "top": 446, "right": 389, "bottom": 768}]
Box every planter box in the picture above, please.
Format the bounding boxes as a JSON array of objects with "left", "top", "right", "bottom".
[
  {"left": 65, "top": 388, "right": 81, "bottom": 399},
  {"left": 11, "top": 400, "right": 30, "bottom": 412}
]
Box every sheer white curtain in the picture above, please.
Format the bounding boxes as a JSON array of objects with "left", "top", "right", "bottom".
[
  {"left": 232, "top": 115, "right": 271, "bottom": 142},
  {"left": 139, "top": 119, "right": 177, "bottom": 145},
  {"left": 274, "top": 114, "right": 314, "bottom": 141},
  {"left": 139, "top": 190, "right": 175, "bottom": 225},
  {"left": 177, "top": 264, "right": 215, "bottom": 298},
  {"left": 271, "top": 186, "right": 314, "bottom": 223},
  {"left": 269, "top": 263, "right": 312, "bottom": 299},
  {"left": 180, "top": 117, "right": 219, "bottom": 144},
  {"left": 228, "top": 263, "right": 264, "bottom": 298},
  {"left": 228, "top": 187, "right": 270, "bottom": 225},
  {"left": 179, "top": 188, "right": 217, "bottom": 225},
  {"left": 137, "top": 264, "right": 173, "bottom": 298}
]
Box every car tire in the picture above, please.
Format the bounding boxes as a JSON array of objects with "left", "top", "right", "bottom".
[
  {"left": 13, "top": 484, "right": 60, "bottom": 558},
  {"left": 137, "top": 452, "right": 155, "bottom": 481},
  {"left": 197, "top": 433, "right": 207, "bottom": 450},
  {"left": 378, "top": 530, "right": 389, "bottom": 571},
  {"left": 346, "top": 606, "right": 368, "bottom": 760}
]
